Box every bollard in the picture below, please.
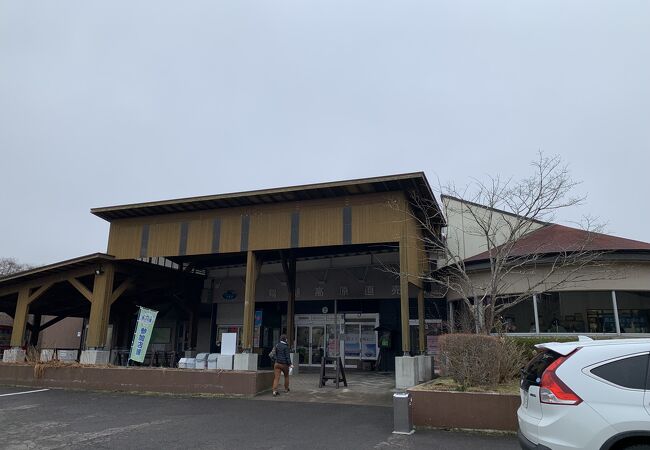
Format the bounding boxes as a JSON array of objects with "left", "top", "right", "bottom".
[{"left": 393, "top": 392, "right": 414, "bottom": 435}]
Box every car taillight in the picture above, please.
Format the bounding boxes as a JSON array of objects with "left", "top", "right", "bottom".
[{"left": 539, "top": 350, "right": 582, "bottom": 406}]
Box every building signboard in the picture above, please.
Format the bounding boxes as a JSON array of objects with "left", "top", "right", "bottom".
[{"left": 221, "top": 332, "right": 237, "bottom": 355}]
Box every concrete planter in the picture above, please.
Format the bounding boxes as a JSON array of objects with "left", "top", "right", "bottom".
[
  {"left": 0, "top": 363, "right": 273, "bottom": 397},
  {"left": 407, "top": 388, "right": 520, "bottom": 431}
]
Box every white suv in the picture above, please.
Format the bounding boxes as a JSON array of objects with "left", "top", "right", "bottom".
[{"left": 518, "top": 337, "right": 650, "bottom": 450}]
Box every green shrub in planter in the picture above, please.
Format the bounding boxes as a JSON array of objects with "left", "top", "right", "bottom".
[
  {"left": 438, "top": 334, "right": 529, "bottom": 389},
  {"left": 509, "top": 336, "right": 583, "bottom": 359}
]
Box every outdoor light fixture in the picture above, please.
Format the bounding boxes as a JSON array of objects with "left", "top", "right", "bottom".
[{"left": 95, "top": 266, "right": 104, "bottom": 275}]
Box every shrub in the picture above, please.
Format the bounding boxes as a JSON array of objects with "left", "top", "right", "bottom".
[
  {"left": 508, "top": 336, "right": 583, "bottom": 361},
  {"left": 438, "top": 334, "right": 528, "bottom": 388}
]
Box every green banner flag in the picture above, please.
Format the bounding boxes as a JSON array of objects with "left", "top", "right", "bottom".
[{"left": 129, "top": 307, "right": 158, "bottom": 363}]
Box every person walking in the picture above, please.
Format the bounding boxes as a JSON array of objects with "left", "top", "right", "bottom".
[{"left": 272, "top": 334, "right": 293, "bottom": 397}]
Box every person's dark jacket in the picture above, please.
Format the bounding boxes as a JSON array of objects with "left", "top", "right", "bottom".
[{"left": 274, "top": 340, "right": 292, "bottom": 366}]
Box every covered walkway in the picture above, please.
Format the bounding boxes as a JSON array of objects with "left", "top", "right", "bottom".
[{"left": 0, "top": 253, "right": 203, "bottom": 363}]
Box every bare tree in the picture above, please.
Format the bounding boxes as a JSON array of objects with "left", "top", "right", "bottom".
[
  {"left": 401, "top": 152, "right": 618, "bottom": 334},
  {"left": 0, "top": 257, "right": 32, "bottom": 278}
]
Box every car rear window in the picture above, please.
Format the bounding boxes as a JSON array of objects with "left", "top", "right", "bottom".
[
  {"left": 521, "top": 350, "right": 561, "bottom": 389},
  {"left": 590, "top": 354, "right": 649, "bottom": 390}
]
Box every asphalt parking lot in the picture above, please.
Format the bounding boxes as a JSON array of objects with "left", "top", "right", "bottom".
[{"left": 0, "top": 386, "right": 519, "bottom": 449}]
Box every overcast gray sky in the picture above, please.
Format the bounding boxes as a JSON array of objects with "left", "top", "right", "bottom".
[{"left": 1, "top": 1, "right": 649, "bottom": 266}]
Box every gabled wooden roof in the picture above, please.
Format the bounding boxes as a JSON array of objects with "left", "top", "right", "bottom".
[{"left": 91, "top": 172, "right": 438, "bottom": 221}]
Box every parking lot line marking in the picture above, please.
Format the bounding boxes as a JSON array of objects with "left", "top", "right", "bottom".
[{"left": 0, "top": 389, "right": 50, "bottom": 397}]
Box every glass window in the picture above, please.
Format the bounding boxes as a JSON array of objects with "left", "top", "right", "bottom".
[
  {"left": 497, "top": 297, "right": 536, "bottom": 333},
  {"left": 615, "top": 292, "right": 650, "bottom": 334},
  {"left": 590, "top": 354, "right": 649, "bottom": 390},
  {"left": 360, "top": 325, "right": 377, "bottom": 360},
  {"left": 521, "top": 350, "right": 562, "bottom": 389},
  {"left": 344, "top": 324, "right": 360, "bottom": 358},
  {"left": 537, "top": 291, "right": 616, "bottom": 333}
]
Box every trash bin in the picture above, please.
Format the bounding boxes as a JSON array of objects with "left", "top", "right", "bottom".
[
  {"left": 393, "top": 392, "right": 414, "bottom": 435},
  {"left": 195, "top": 353, "right": 209, "bottom": 370},
  {"left": 207, "top": 353, "right": 219, "bottom": 370}
]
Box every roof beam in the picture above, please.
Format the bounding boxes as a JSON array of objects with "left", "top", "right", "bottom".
[
  {"left": 110, "top": 277, "right": 135, "bottom": 305},
  {"left": 68, "top": 277, "right": 93, "bottom": 303}
]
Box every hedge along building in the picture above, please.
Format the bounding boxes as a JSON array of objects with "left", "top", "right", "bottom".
[
  {"left": 442, "top": 196, "right": 650, "bottom": 337},
  {"left": 1, "top": 173, "right": 446, "bottom": 369}
]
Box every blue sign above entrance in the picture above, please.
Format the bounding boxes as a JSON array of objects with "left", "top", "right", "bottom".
[{"left": 222, "top": 290, "right": 237, "bottom": 300}]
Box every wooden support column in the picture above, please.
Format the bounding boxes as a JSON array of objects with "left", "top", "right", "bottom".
[
  {"left": 209, "top": 302, "right": 218, "bottom": 353},
  {"left": 9, "top": 282, "right": 54, "bottom": 348},
  {"left": 417, "top": 289, "right": 426, "bottom": 354},
  {"left": 281, "top": 253, "right": 296, "bottom": 349},
  {"left": 242, "top": 250, "right": 260, "bottom": 351},
  {"left": 86, "top": 264, "right": 115, "bottom": 349},
  {"left": 189, "top": 299, "right": 200, "bottom": 351},
  {"left": 29, "top": 314, "right": 42, "bottom": 347},
  {"left": 10, "top": 288, "right": 30, "bottom": 347},
  {"left": 399, "top": 238, "right": 410, "bottom": 355}
]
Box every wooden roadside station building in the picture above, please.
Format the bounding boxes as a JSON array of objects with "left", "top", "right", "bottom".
[{"left": 0, "top": 173, "right": 444, "bottom": 386}]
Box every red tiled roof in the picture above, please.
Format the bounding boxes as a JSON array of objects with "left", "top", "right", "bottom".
[{"left": 465, "top": 224, "right": 650, "bottom": 263}]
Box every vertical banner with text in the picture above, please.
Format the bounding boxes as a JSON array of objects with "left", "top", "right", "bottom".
[{"left": 129, "top": 307, "right": 158, "bottom": 363}]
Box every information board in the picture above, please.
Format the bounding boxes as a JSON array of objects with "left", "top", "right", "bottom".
[{"left": 221, "top": 332, "right": 237, "bottom": 355}]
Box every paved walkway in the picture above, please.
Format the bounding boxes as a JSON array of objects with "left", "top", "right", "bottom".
[
  {"left": 255, "top": 369, "right": 396, "bottom": 407},
  {"left": 0, "top": 386, "right": 519, "bottom": 449}
]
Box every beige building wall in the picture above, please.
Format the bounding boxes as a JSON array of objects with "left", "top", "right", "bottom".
[
  {"left": 442, "top": 196, "right": 545, "bottom": 261},
  {"left": 38, "top": 316, "right": 84, "bottom": 349},
  {"left": 447, "top": 261, "right": 650, "bottom": 300}
]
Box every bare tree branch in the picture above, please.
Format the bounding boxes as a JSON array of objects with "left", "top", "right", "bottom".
[{"left": 387, "top": 152, "right": 621, "bottom": 334}]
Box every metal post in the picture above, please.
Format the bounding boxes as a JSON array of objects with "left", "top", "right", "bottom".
[
  {"left": 448, "top": 301, "right": 455, "bottom": 332},
  {"left": 393, "top": 392, "right": 414, "bottom": 434},
  {"left": 334, "top": 299, "right": 338, "bottom": 358},
  {"left": 532, "top": 294, "right": 540, "bottom": 335},
  {"left": 611, "top": 290, "right": 621, "bottom": 335},
  {"left": 335, "top": 299, "right": 340, "bottom": 389}
]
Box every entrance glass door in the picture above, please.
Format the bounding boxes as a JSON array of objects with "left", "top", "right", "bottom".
[
  {"left": 310, "top": 326, "right": 324, "bottom": 365},
  {"left": 344, "top": 324, "right": 360, "bottom": 360},
  {"left": 360, "top": 325, "right": 377, "bottom": 359},
  {"left": 296, "top": 326, "right": 310, "bottom": 364},
  {"left": 325, "top": 324, "right": 338, "bottom": 358}
]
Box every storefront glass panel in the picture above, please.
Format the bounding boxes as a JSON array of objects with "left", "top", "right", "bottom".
[
  {"left": 311, "top": 326, "right": 324, "bottom": 365},
  {"left": 499, "top": 297, "right": 536, "bottom": 333},
  {"left": 325, "top": 324, "right": 338, "bottom": 357},
  {"left": 537, "top": 291, "right": 615, "bottom": 333},
  {"left": 344, "top": 324, "right": 360, "bottom": 359},
  {"left": 616, "top": 291, "right": 650, "bottom": 334},
  {"left": 296, "top": 326, "right": 310, "bottom": 364},
  {"left": 360, "top": 325, "right": 377, "bottom": 359}
]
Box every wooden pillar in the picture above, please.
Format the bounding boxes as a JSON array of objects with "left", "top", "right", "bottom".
[
  {"left": 242, "top": 250, "right": 259, "bottom": 351},
  {"left": 399, "top": 238, "right": 410, "bottom": 355},
  {"left": 287, "top": 271, "right": 295, "bottom": 349},
  {"left": 86, "top": 264, "right": 115, "bottom": 349},
  {"left": 10, "top": 288, "right": 30, "bottom": 347},
  {"left": 417, "top": 288, "right": 425, "bottom": 354},
  {"left": 209, "top": 302, "right": 218, "bottom": 353},
  {"left": 29, "top": 314, "right": 42, "bottom": 347},
  {"left": 189, "top": 301, "right": 199, "bottom": 351},
  {"left": 282, "top": 254, "right": 296, "bottom": 349}
]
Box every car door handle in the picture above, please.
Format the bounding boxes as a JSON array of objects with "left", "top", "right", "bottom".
[{"left": 530, "top": 393, "right": 537, "bottom": 398}]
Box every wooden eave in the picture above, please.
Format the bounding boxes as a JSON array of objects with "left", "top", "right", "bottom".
[{"left": 90, "top": 172, "right": 442, "bottom": 222}]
